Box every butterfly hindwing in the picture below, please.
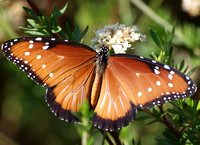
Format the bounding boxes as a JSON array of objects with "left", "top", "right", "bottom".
[{"left": 93, "top": 63, "right": 137, "bottom": 131}]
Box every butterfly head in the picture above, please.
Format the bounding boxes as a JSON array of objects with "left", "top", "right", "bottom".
[{"left": 98, "top": 45, "right": 109, "bottom": 65}]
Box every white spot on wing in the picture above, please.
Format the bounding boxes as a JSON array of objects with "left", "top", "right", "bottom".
[
  {"left": 36, "top": 55, "right": 41, "bottom": 59},
  {"left": 29, "top": 40, "right": 34, "bottom": 43},
  {"left": 29, "top": 44, "right": 34, "bottom": 49},
  {"left": 136, "top": 73, "right": 140, "bottom": 77},
  {"left": 168, "top": 83, "right": 173, "bottom": 87},
  {"left": 168, "top": 74, "right": 173, "bottom": 80},
  {"left": 186, "top": 76, "right": 189, "bottom": 80},
  {"left": 42, "top": 45, "right": 49, "bottom": 50},
  {"left": 152, "top": 60, "right": 156, "bottom": 63},
  {"left": 154, "top": 69, "right": 160, "bottom": 74},
  {"left": 49, "top": 73, "right": 53, "bottom": 77},
  {"left": 156, "top": 81, "right": 161, "bottom": 86},
  {"left": 148, "top": 87, "right": 152, "bottom": 92},
  {"left": 170, "top": 71, "right": 175, "bottom": 74},
  {"left": 138, "top": 92, "right": 142, "bottom": 97},
  {"left": 42, "top": 64, "right": 46, "bottom": 68},
  {"left": 164, "top": 65, "right": 170, "bottom": 70},
  {"left": 35, "top": 37, "right": 42, "bottom": 41},
  {"left": 25, "top": 52, "right": 30, "bottom": 56}
]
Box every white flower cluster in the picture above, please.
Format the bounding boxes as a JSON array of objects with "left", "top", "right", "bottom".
[{"left": 91, "top": 23, "right": 146, "bottom": 53}]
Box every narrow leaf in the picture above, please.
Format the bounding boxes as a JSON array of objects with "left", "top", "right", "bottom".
[
  {"left": 23, "top": 7, "right": 40, "bottom": 21},
  {"left": 197, "top": 101, "right": 200, "bottom": 111},
  {"left": 149, "top": 28, "right": 162, "bottom": 49},
  {"left": 187, "top": 66, "right": 196, "bottom": 76},
  {"left": 167, "top": 109, "right": 183, "bottom": 115},
  {"left": 145, "top": 119, "right": 158, "bottom": 125},
  {"left": 179, "top": 60, "right": 185, "bottom": 72},
  {"left": 78, "top": 25, "right": 89, "bottom": 41},
  {"left": 74, "top": 25, "right": 81, "bottom": 42},
  {"left": 169, "top": 27, "right": 175, "bottom": 45},
  {"left": 24, "top": 31, "right": 47, "bottom": 36},
  {"left": 66, "top": 23, "right": 73, "bottom": 40},
  {"left": 51, "top": 25, "right": 62, "bottom": 33},
  {"left": 183, "top": 65, "right": 189, "bottom": 74}
]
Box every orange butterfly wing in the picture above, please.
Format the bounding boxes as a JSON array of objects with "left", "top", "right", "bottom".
[
  {"left": 2, "top": 37, "right": 96, "bottom": 122},
  {"left": 93, "top": 54, "right": 196, "bottom": 130}
]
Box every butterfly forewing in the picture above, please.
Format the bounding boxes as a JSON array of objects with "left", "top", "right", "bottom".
[
  {"left": 106, "top": 54, "right": 196, "bottom": 108},
  {"left": 2, "top": 37, "right": 97, "bottom": 122}
]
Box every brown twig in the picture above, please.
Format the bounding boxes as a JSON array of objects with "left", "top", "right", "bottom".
[
  {"left": 109, "top": 131, "right": 122, "bottom": 145},
  {"left": 99, "top": 130, "right": 114, "bottom": 145},
  {"left": 142, "top": 106, "right": 182, "bottom": 138},
  {"left": 25, "top": 0, "right": 60, "bottom": 38},
  {"left": 159, "top": 106, "right": 182, "bottom": 138},
  {"left": 26, "top": 0, "right": 42, "bottom": 16}
]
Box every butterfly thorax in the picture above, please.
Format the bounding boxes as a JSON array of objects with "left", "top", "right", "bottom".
[{"left": 91, "top": 45, "right": 109, "bottom": 107}]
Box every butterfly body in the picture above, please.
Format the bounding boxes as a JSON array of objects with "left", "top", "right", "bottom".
[
  {"left": 91, "top": 46, "right": 108, "bottom": 107},
  {"left": 1, "top": 37, "right": 197, "bottom": 131}
]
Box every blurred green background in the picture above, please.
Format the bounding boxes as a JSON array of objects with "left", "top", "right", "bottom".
[{"left": 0, "top": 0, "right": 200, "bottom": 145}]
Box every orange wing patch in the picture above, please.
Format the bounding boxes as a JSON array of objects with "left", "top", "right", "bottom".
[
  {"left": 93, "top": 66, "right": 137, "bottom": 131},
  {"left": 106, "top": 56, "right": 196, "bottom": 108}
]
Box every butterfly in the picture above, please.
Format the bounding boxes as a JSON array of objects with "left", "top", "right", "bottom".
[{"left": 1, "top": 37, "right": 197, "bottom": 131}]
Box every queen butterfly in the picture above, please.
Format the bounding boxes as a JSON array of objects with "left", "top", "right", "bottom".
[{"left": 1, "top": 37, "right": 197, "bottom": 131}]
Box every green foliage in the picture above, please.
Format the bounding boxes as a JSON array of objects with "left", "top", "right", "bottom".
[
  {"left": 20, "top": 4, "right": 68, "bottom": 37},
  {"left": 20, "top": 3, "right": 88, "bottom": 41},
  {"left": 1, "top": 1, "right": 199, "bottom": 145},
  {"left": 66, "top": 23, "right": 89, "bottom": 42},
  {"left": 73, "top": 101, "right": 94, "bottom": 145}
]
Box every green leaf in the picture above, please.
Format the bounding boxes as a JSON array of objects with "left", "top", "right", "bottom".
[
  {"left": 74, "top": 25, "right": 81, "bottom": 42},
  {"left": 197, "top": 101, "right": 200, "bottom": 111},
  {"left": 186, "top": 97, "right": 194, "bottom": 107},
  {"left": 187, "top": 66, "right": 196, "bottom": 76},
  {"left": 179, "top": 60, "right": 185, "bottom": 72},
  {"left": 169, "top": 102, "right": 181, "bottom": 110},
  {"left": 23, "top": 7, "right": 40, "bottom": 21},
  {"left": 145, "top": 119, "right": 158, "bottom": 125},
  {"left": 59, "top": 3, "right": 68, "bottom": 15},
  {"left": 24, "top": 31, "right": 47, "bottom": 36},
  {"left": 78, "top": 25, "right": 89, "bottom": 41},
  {"left": 52, "top": 3, "right": 68, "bottom": 21},
  {"left": 167, "top": 109, "right": 183, "bottom": 115},
  {"left": 66, "top": 23, "right": 73, "bottom": 40},
  {"left": 19, "top": 26, "right": 37, "bottom": 31},
  {"left": 27, "top": 19, "right": 40, "bottom": 28},
  {"left": 149, "top": 28, "right": 162, "bottom": 49},
  {"left": 51, "top": 25, "right": 62, "bottom": 33},
  {"left": 160, "top": 112, "right": 168, "bottom": 118},
  {"left": 183, "top": 65, "right": 189, "bottom": 74},
  {"left": 169, "top": 27, "right": 175, "bottom": 46}
]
